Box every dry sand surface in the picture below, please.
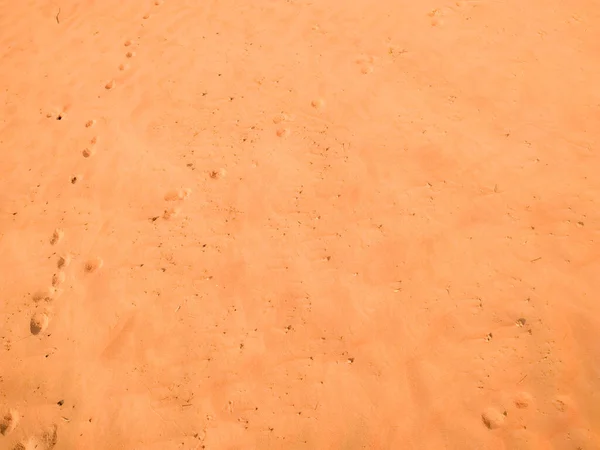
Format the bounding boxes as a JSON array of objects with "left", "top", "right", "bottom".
[{"left": 1, "top": 0, "right": 600, "bottom": 448}]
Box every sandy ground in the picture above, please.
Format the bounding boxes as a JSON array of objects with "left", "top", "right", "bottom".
[{"left": 1, "top": 0, "right": 599, "bottom": 449}]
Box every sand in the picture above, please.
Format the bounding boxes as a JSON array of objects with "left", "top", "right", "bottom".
[{"left": 1, "top": 0, "right": 599, "bottom": 449}]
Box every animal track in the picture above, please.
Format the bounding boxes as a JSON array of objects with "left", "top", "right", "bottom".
[
  {"left": 356, "top": 56, "right": 375, "bottom": 74},
  {"left": 209, "top": 168, "right": 226, "bottom": 179},
  {"left": 311, "top": 99, "right": 325, "bottom": 109},
  {"left": 272, "top": 112, "right": 290, "bottom": 124},
  {"left": 50, "top": 228, "right": 64, "bottom": 245},
  {"left": 164, "top": 188, "right": 191, "bottom": 201},
  {"left": 57, "top": 254, "right": 71, "bottom": 269},
  {"left": 84, "top": 257, "right": 104, "bottom": 273},
  {"left": 32, "top": 287, "right": 56, "bottom": 302},
  {"left": 163, "top": 207, "right": 180, "bottom": 220},
  {"left": 14, "top": 424, "right": 58, "bottom": 450},
  {"left": 481, "top": 408, "right": 506, "bottom": 429},
  {"left": 30, "top": 312, "right": 50, "bottom": 335},
  {"left": 514, "top": 392, "right": 532, "bottom": 409},
  {"left": 276, "top": 128, "right": 290, "bottom": 138},
  {"left": 0, "top": 409, "right": 19, "bottom": 435},
  {"left": 51, "top": 272, "right": 66, "bottom": 287}
]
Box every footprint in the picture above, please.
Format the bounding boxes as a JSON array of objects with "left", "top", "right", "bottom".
[
  {"left": 0, "top": 409, "right": 19, "bottom": 435},
  {"left": 163, "top": 207, "right": 180, "bottom": 220},
  {"left": 164, "top": 188, "right": 191, "bottom": 201},
  {"left": 32, "top": 287, "right": 56, "bottom": 303},
  {"left": 209, "top": 168, "right": 226, "bottom": 180},
  {"left": 70, "top": 175, "right": 82, "bottom": 184},
  {"left": 428, "top": 8, "right": 444, "bottom": 26},
  {"left": 514, "top": 392, "right": 533, "bottom": 409},
  {"left": 276, "top": 128, "right": 290, "bottom": 138},
  {"left": 50, "top": 228, "right": 64, "bottom": 245},
  {"left": 57, "top": 254, "right": 71, "bottom": 269},
  {"left": 82, "top": 148, "right": 95, "bottom": 158},
  {"left": 356, "top": 56, "right": 375, "bottom": 74},
  {"left": 126, "top": 51, "right": 136, "bottom": 58},
  {"left": 85, "top": 119, "right": 95, "bottom": 128},
  {"left": 124, "top": 39, "right": 134, "bottom": 47},
  {"left": 40, "top": 424, "right": 58, "bottom": 449},
  {"left": 552, "top": 396, "right": 570, "bottom": 412},
  {"left": 105, "top": 80, "right": 115, "bottom": 90},
  {"left": 51, "top": 272, "right": 66, "bottom": 287},
  {"left": 311, "top": 99, "right": 325, "bottom": 109},
  {"left": 30, "top": 312, "right": 50, "bottom": 335},
  {"left": 272, "top": 112, "right": 290, "bottom": 124},
  {"left": 482, "top": 408, "right": 506, "bottom": 429},
  {"left": 15, "top": 425, "right": 58, "bottom": 450},
  {"left": 12, "top": 441, "right": 34, "bottom": 450},
  {"left": 84, "top": 257, "right": 103, "bottom": 273}
]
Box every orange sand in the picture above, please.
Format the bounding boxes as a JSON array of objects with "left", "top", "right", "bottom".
[{"left": 1, "top": 0, "right": 600, "bottom": 449}]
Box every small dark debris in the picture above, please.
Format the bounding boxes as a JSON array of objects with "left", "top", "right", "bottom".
[
  {"left": 56, "top": 114, "right": 62, "bottom": 120},
  {"left": 516, "top": 318, "right": 526, "bottom": 327},
  {"left": 348, "top": 357, "right": 355, "bottom": 364},
  {"left": 57, "top": 400, "right": 64, "bottom": 406},
  {"left": 150, "top": 216, "right": 159, "bottom": 222},
  {"left": 161, "top": 268, "right": 166, "bottom": 272}
]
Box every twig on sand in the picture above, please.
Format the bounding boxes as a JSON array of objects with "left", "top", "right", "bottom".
[
  {"left": 518, "top": 374, "right": 528, "bottom": 384},
  {"left": 56, "top": 8, "right": 61, "bottom": 24}
]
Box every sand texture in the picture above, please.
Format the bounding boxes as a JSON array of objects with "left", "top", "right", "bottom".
[{"left": 1, "top": 0, "right": 600, "bottom": 449}]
